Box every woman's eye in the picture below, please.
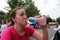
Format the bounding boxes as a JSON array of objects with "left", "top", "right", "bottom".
[
  {"left": 19, "top": 13, "right": 24, "bottom": 16},
  {"left": 20, "top": 13, "right": 26, "bottom": 16},
  {"left": 18, "top": 12, "right": 26, "bottom": 16}
]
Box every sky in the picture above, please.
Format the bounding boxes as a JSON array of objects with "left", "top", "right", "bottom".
[
  {"left": 0, "top": 0, "right": 9, "bottom": 12},
  {"left": 34, "top": 0, "right": 60, "bottom": 19},
  {"left": 0, "top": 0, "right": 60, "bottom": 19}
]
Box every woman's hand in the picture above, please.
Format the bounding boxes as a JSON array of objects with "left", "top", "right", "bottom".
[
  {"left": 33, "top": 15, "right": 48, "bottom": 40},
  {"left": 35, "top": 15, "right": 47, "bottom": 27}
]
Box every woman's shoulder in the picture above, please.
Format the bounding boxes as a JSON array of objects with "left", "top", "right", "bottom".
[
  {"left": 24, "top": 25, "right": 35, "bottom": 32},
  {"left": 24, "top": 25, "right": 35, "bottom": 36},
  {"left": 2, "top": 26, "right": 13, "bottom": 33}
]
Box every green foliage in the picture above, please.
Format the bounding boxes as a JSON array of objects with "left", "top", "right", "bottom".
[
  {"left": 46, "top": 17, "right": 52, "bottom": 24},
  {"left": 56, "top": 17, "right": 60, "bottom": 24},
  {"left": 6, "top": 0, "right": 39, "bottom": 19},
  {"left": 0, "top": 11, "right": 7, "bottom": 24},
  {"left": 0, "top": 11, "right": 6, "bottom": 20},
  {"left": 7, "top": 0, "right": 33, "bottom": 10},
  {"left": 25, "top": 2, "right": 40, "bottom": 17}
]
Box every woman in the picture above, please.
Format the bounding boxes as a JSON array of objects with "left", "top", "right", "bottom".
[
  {"left": 51, "top": 22, "right": 60, "bottom": 40},
  {"left": 0, "top": 20, "right": 8, "bottom": 33},
  {"left": 1, "top": 7, "right": 48, "bottom": 40}
]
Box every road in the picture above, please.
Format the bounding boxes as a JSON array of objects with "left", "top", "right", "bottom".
[{"left": 30, "top": 25, "right": 57, "bottom": 40}]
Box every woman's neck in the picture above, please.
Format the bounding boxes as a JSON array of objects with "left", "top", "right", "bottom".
[{"left": 14, "top": 23, "right": 24, "bottom": 33}]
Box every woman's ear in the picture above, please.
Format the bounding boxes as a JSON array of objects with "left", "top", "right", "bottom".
[{"left": 11, "top": 18, "right": 15, "bottom": 22}]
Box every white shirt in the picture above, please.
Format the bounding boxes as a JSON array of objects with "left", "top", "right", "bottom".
[
  {"left": 1, "top": 24, "right": 8, "bottom": 30},
  {"left": 54, "top": 25, "right": 60, "bottom": 33},
  {"left": 0, "top": 24, "right": 8, "bottom": 36}
]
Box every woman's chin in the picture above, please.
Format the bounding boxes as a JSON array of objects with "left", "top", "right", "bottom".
[{"left": 23, "top": 23, "right": 27, "bottom": 26}]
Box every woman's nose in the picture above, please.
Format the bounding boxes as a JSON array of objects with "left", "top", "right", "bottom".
[{"left": 24, "top": 15, "right": 27, "bottom": 19}]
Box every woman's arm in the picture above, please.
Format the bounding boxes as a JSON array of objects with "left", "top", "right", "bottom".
[
  {"left": 54, "top": 26, "right": 60, "bottom": 30},
  {"left": 32, "top": 26, "right": 48, "bottom": 40},
  {"left": 42, "top": 26, "right": 48, "bottom": 40},
  {"left": 32, "top": 30, "right": 43, "bottom": 40},
  {"left": 32, "top": 15, "right": 48, "bottom": 40}
]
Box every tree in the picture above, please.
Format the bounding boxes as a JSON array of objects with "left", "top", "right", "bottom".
[
  {"left": 0, "top": 11, "right": 7, "bottom": 24},
  {"left": 5, "top": 0, "right": 39, "bottom": 20},
  {"left": 46, "top": 16, "right": 52, "bottom": 24},
  {"left": 25, "top": 2, "right": 40, "bottom": 17},
  {"left": 56, "top": 17, "right": 60, "bottom": 23},
  {"left": 0, "top": 11, "right": 6, "bottom": 20}
]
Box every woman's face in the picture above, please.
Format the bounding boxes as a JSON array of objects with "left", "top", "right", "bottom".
[
  {"left": 2, "top": 20, "right": 6, "bottom": 24},
  {"left": 13, "top": 9, "right": 27, "bottom": 26}
]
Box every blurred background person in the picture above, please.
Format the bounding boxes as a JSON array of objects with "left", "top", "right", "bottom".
[
  {"left": 0, "top": 20, "right": 8, "bottom": 37},
  {"left": 0, "top": 20, "right": 8, "bottom": 32}
]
